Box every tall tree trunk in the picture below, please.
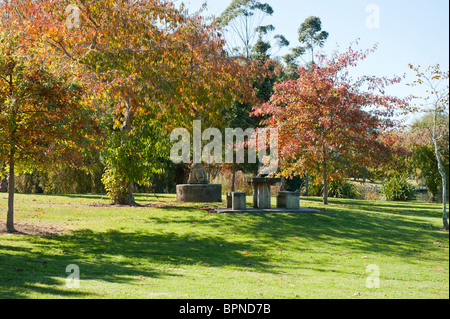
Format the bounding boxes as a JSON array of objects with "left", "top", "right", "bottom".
[
  {"left": 439, "top": 173, "right": 448, "bottom": 230},
  {"left": 231, "top": 161, "right": 236, "bottom": 192},
  {"left": 322, "top": 160, "right": 329, "bottom": 205},
  {"left": 111, "top": 180, "right": 136, "bottom": 206},
  {"left": 110, "top": 92, "right": 138, "bottom": 206},
  {"left": 382, "top": 179, "right": 390, "bottom": 201},
  {"left": 125, "top": 181, "right": 136, "bottom": 206},
  {"left": 109, "top": 173, "right": 137, "bottom": 206},
  {"left": 7, "top": 74, "right": 17, "bottom": 233},
  {"left": 305, "top": 172, "right": 310, "bottom": 196},
  {"left": 7, "top": 145, "right": 16, "bottom": 233},
  {"left": 433, "top": 111, "right": 449, "bottom": 230}
]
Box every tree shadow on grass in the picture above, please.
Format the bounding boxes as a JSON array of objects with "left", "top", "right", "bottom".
[
  {"left": 24, "top": 193, "right": 108, "bottom": 201},
  {"left": 133, "top": 201, "right": 448, "bottom": 263},
  {"left": 227, "top": 205, "right": 449, "bottom": 263},
  {"left": 49, "top": 193, "right": 178, "bottom": 202},
  {"left": 138, "top": 194, "right": 448, "bottom": 255},
  {"left": 0, "top": 229, "right": 275, "bottom": 298},
  {"left": 303, "top": 197, "right": 448, "bottom": 219},
  {"left": 1, "top": 196, "right": 448, "bottom": 298},
  {"left": 0, "top": 244, "right": 94, "bottom": 298}
]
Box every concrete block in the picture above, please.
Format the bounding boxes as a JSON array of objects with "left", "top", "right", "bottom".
[
  {"left": 277, "top": 191, "right": 300, "bottom": 209},
  {"left": 176, "top": 184, "right": 222, "bottom": 203},
  {"left": 231, "top": 192, "right": 246, "bottom": 211}
]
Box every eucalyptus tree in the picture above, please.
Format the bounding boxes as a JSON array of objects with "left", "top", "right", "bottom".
[
  {"left": 281, "top": 16, "right": 329, "bottom": 79},
  {"left": 409, "top": 64, "right": 449, "bottom": 230},
  {"left": 217, "top": 0, "right": 288, "bottom": 58}
]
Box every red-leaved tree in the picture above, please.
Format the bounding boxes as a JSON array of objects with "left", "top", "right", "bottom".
[{"left": 252, "top": 43, "right": 411, "bottom": 204}]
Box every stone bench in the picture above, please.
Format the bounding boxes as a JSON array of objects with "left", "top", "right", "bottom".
[
  {"left": 227, "top": 192, "right": 247, "bottom": 211},
  {"left": 276, "top": 191, "right": 300, "bottom": 210}
]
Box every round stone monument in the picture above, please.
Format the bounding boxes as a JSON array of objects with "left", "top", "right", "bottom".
[{"left": 176, "top": 163, "right": 222, "bottom": 203}]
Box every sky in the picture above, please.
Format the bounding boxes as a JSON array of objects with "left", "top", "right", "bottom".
[{"left": 179, "top": 0, "right": 450, "bottom": 124}]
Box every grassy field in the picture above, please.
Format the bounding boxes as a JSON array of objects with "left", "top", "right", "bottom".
[{"left": 0, "top": 193, "right": 448, "bottom": 299}]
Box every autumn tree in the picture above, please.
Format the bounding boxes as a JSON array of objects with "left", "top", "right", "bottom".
[
  {"left": 0, "top": 1, "right": 96, "bottom": 232},
  {"left": 252, "top": 43, "right": 409, "bottom": 205},
  {"left": 35, "top": 0, "right": 260, "bottom": 205},
  {"left": 408, "top": 64, "right": 449, "bottom": 230}
]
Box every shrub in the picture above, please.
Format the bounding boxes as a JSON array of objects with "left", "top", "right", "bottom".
[
  {"left": 308, "top": 180, "right": 324, "bottom": 197},
  {"left": 329, "top": 180, "right": 361, "bottom": 199},
  {"left": 284, "top": 175, "right": 304, "bottom": 192},
  {"left": 15, "top": 169, "right": 44, "bottom": 194},
  {"left": 15, "top": 165, "right": 105, "bottom": 195},
  {"left": 356, "top": 184, "right": 383, "bottom": 201},
  {"left": 308, "top": 179, "right": 360, "bottom": 199},
  {"left": 211, "top": 171, "right": 254, "bottom": 195},
  {"left": 383, "top": 175, "right": 417, "bottom": 201}
]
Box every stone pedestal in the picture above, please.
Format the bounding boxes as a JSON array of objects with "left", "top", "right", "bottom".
[
  {"left": 254, "top": 183, "right": 271, "bottom": 209},
  {"left": 246, "top": 177, "right": 281, "bottom": 209},
  {"left": 176, "top": 184, "right": 222, "bottom": 203},
  {"left": 233, "top": 192, "right": 247, "bottom": 210},
  {"left": 277, "top": 191, "right": 300, "bottom": 209}
]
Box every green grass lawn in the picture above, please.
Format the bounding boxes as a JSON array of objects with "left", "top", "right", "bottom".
[{"left": 0, "top": 193, "right": 448, "bottom": 299}]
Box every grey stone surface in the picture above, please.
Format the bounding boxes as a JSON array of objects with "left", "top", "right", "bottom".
[
  {"left": 246, "top": 177, "right": 280, "bottom": 209},
  {"left": 245, "top": 177, "right": 281, "bottom": 183},
  {"left": 231, "top": 192, "right": 246, "bottom": 211},
  {"left": 176, "top": 184, "right": 222, "bottom": 203},
  {"left": 188, "top": 163, "right": 209, "bottom": 184},
  {"left": 255, "top": 183, "right": 271, "bottom": 209},
  {"left": 286, "top": 195, "right": 300, "bottom": 210},
  {"left": 277, "top": 191, "right": 300, "bottom": 210}
]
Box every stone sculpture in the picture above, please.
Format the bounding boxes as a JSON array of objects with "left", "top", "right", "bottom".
[
  {"left": 176, "top": 163, "right": 221, "bottom": 203},
  {"left": 187, "top": 163, "right": 209, "bottom": 184}
]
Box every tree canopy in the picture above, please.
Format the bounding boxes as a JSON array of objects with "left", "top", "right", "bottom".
[
  {"left": 252, "top": 43, "right": 410, "bottom": 204},
  {"left": 0, "top": 1, "right": 97, "bottom": 232}
]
